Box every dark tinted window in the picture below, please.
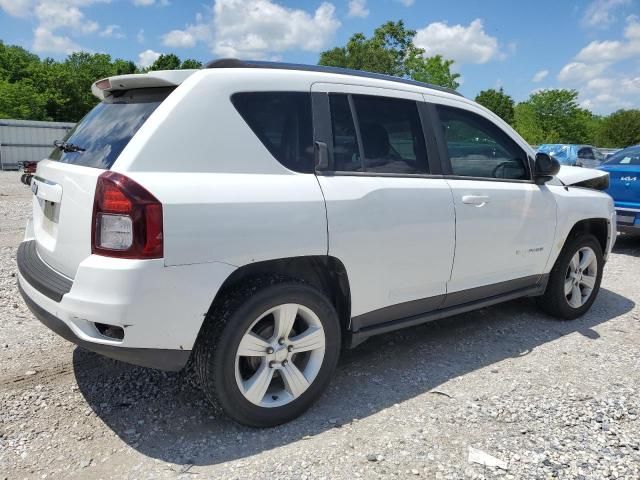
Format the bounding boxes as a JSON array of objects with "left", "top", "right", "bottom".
[
  {"left": 353, "top": 95, "right": 427, "bottom": 174},
  {"left": 604, "top": 146, "right": 640, "bottom": 165},
  {"left": 593, "top": 149, "right": 604, "bottom": 161},
  {"left": 578, "top": 147, "right": 595, "bottom": 160},
  {"left": 437, "top": 105, "right": 528, "bottom": 180},
  {"left": 232, "top": 92, "right": 313, "bottom": 173},
  {"left": 329, "top": 94, "right": 360, "bottom": 171},
  {"left": 51, "top": 88, "right": 172, "bottom": 169}
]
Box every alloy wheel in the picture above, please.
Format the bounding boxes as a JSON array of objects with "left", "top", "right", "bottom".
[
  {"left": 564, "top": 246, "right": 598, "bottom": 308},
  {"left": 234, "top": 303, "right": 326, "bottom": 408}
]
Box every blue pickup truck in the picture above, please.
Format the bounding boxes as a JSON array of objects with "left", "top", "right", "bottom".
[{"left": 599, "top": 145, "right": 640, "bottom": 234}]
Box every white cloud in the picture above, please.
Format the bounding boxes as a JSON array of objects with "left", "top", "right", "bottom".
[
  {"left": 559, "top": 15, "right": 640, "bottom": 113},
  {"left": 0, "top": 0, "right": 109, "bottom": 54},
  {"left": 582, "top": 0, "right": 631, "bottom": 28},
  {"left": 163, "top": 30, "right": 197, "bottom": 48},
  {"left": 575, "top": 16, "right": 640, "bottom": 63},
  {"left": 557, "top": 61, "right": 610, "bottom": 83},
  {"left": 347, "top": 0, "right": 369, "bottom": 18},
  {"left": 532, "top": 69, "right": 549, "bottom": 82},
  {"left": 213, "top": 0, "right": 340, "bottom": 58},
  {"left": 413, "top": 19, "right": 504, "bottom": 65},
  {"left": 35, "top": 2, "right": 98, "bottom": 34},
  {"left": 33, "top": 26, "right": 81, "bottom": 54},
  {"left": 100, "top": 24, "right": 125, "bottom": 39},
  {"left": 0, "top": 0, "right": 33, "bottom": 16},
  {"left": 396, "top": 0, "right": 414, "bottom": 5},
  {"left": 138, "top": 49, "right": 161, "bottom": 68},
  {"left": 162, "top": 13, "right": 211, "bottom": 48},
  {"left": 132, "top": 0, "right": 169, "bottom": 6},
  {"left": 580, "top": 74, "right": 640, "bottom": 111}
]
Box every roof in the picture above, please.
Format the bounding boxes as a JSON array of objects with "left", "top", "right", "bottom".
[{"left": 204, "top": 58, "right": 463, "bottom": 97}]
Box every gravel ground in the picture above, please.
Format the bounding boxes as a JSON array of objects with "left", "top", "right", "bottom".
[{"left": 1, "top": 170, "right": 639, "bottom": 479}]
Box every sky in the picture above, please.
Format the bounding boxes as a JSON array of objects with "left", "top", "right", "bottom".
[{"left": 0, "top": 0, "right": 638, "bottom": 114}]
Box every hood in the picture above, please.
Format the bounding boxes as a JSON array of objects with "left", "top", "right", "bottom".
[{"left": 550, "top": 165, "right": 609, "bottom": 190}]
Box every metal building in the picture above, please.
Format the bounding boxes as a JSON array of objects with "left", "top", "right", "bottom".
[{"left": 0, "top": 119, "right": 75, "bottom": 170}]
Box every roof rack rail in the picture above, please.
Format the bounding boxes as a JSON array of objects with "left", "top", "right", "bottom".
[{"left": 203, "top": 58, "right": 463, "bottom": 97}]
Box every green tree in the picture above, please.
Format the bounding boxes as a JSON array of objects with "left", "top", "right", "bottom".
[
  {"left": 319, "top": 20, "right": 421, "bottom": 76},
  {"left": 474, "top": 87, "right": 515, "bottom": 124},
  {"left": 148, "top": 53, "right": 181, "bottom": 71},
  {"left": 0, "top": 41, "right": 41, "bottom": 82},
  {"left": 180, "top": 58, "right": 202, "bottom": 69},
  {"left": 112, "top": 59, "right": 137, "bottom": 75},
  {"left": 0, "top": 41, "right": 208, "bottom": 122},
  {"left": 597, "top": 109, "right": 640, "bottom": 147},
  {"left": 319, "top": 20, "right": 460, "bottom": 90},
  {"left": 513, "top": 89, "right": 591, "bottom": 144},
  {"left": 405, "top": 54, "right": 460, "bottom": 89},
  {"left": 513, "top": 103, "right": 544, "bottom": 144},
  {"left": 48, "top": 52, "right": 117, "bottom": 121},
  {"left": 0, "top": 79, "right": 47, "bottom": 119}
]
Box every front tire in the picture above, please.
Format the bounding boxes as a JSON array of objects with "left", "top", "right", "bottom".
[
  {"left": 537, "top": 233, "right": 603, "bottom": 320},
  {"left": 195, "top": 278, "right": 341, "bottom": 427}
]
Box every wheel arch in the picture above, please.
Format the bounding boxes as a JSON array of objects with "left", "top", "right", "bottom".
[
  {"left": 200, "top": 255, "right": 352, "bottom": 337},
  {"left": 565, "top": 218, "right": 609, "bottom": 254},
  {"left": 545, "top": 216, "right": 611, "bottom": 276}
]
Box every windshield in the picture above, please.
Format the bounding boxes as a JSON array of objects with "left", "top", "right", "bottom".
[
  {"left": 603, "top": 146, "right": 640, "bottom": 166},
  {"left": 538, "top": 144, "right": 574, "bottom": 164},
  {"left": 50, "top": 87, "right": 173, "bottom": 169}
]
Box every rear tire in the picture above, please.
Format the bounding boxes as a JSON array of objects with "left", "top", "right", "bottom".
[
  {"left": 194, "top": 277, "right": 341, "bottom": 427},
  {"left": 537, "top": 233, "right": 603, "bottom": 320}
]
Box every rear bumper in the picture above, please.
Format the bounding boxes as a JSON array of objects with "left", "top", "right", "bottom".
[
  {"left": 18, "top": 283, "right": 190, "bottom": 371},
  {"left": 16, "top": 239, "right": 237, "bottom": 371}
]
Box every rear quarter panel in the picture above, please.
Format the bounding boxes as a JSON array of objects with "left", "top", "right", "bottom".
[
  {"left": 114, "top": 70, "right": 328, "bottom": 267},
  {"left": 124, "top": 172, "right": 328, "bottom": 267}
]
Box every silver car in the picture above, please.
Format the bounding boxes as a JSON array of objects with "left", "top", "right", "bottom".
[{"left": 576, "top": 145, "right": 606, "bottom": 169}]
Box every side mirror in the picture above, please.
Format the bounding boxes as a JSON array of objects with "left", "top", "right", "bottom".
[
  {"left": 314, "top": 141, "right": 329, "bottom": 171},
  {"left": 534, "top": 152, "right": 560, "bottom": 184}
]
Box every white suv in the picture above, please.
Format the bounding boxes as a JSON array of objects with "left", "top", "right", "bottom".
[{"left": 17, "top": 60, "right": 616, "bottom": 426}]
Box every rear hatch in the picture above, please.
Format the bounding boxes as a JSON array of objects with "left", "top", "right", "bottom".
[{"left": 31, "top": 86, "right": 175, "bottom": 279}]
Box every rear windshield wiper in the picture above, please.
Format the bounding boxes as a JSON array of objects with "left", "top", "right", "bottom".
[{"left": 53, "top": 140, "right": 86, "bottom": 153}]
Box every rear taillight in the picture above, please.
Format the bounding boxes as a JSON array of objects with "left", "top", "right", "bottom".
[{"left": 92, "top": 172, "right": 163, "bottom": 259}]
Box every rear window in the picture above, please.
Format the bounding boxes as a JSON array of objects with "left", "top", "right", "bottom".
[
  {"left": 604, "top": 146, "right": 640, "bottom": 166},
  {"left": 50, "top": 87, "right": 173, "bottom": 169},
  {"left": 231, "top": 92, "right": 314, "bottom": 173}
]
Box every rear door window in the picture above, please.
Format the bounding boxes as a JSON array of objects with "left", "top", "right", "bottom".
[
  {"left": 51, "top": 87, "right": 173, "bottom": 169},
  {"left": 352, "top": 95, "right": 428, "bottom": 174},
  {"left": 327, "top": 93, "right": 428, "bottom": 174},
  {"left": 232, "top": 92, "right": 314, "bottom": 173}
]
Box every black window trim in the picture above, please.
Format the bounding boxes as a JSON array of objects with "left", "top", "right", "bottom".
[
  {"left": 430, "top": 102, "right": 535, "bottom": 184},
  {"left": 317, "top": 92, "right": 439, "bottom": 178}
]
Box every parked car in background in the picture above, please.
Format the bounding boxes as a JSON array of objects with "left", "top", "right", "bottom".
[
  {"left": 599, "top": 145, "right": 640, "bottom": 234},
  {"left": 600, "top": 148, "right": 621, "bottom": 160},
  {"left": 537, "top": 144, "right": 605, "bottom": 169}
]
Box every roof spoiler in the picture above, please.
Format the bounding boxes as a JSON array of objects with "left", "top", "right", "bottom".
[{"left": 91, "top": 69, "right": 197, "bottom": 100}]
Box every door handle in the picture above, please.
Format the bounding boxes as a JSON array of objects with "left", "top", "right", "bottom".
[{"left": 462, "top": 195, "right": 490, "bottom": 207}]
